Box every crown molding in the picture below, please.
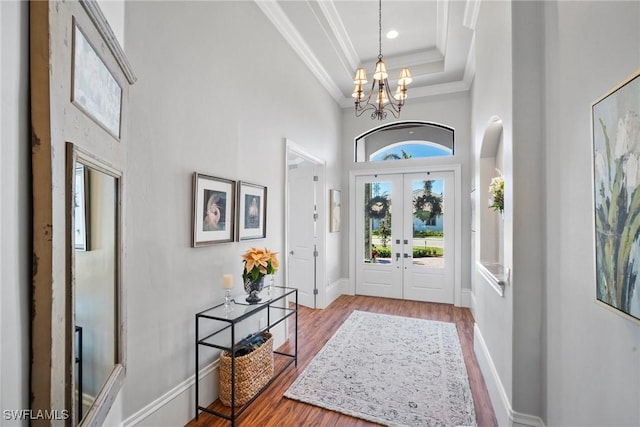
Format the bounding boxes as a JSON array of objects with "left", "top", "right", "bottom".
[
  {"left": 316, "top": 0, "right": 360, "bottom": 72},
  {"left": 255, "top": 0, "right": 343, "bottom": 102},
  {"left": 436, "top": 0, "right": 450, "bottom": 57},
  {"left": 463, "top": 0, "right": 481, "bottom": 30},
  {"left": 338, "top": 78, "right": 471, "bottom": 109},
  {"left": 463, "top": 33, "right": 476, "bottom": 88}
]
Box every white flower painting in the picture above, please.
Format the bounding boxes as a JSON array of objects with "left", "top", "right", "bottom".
[{"left": 592, "top": 71, "right": 640, "bottom": 321}]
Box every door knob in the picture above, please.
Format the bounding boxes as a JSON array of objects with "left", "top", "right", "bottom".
[
  {"left": 289, "top": 250, "right": 294, "bottom": 255},
  {"left": 395, "top": 253, "right": 400, "bottom": 261},
  {"left": 404, "top": 253, "right": 411, "bottom": 258}
]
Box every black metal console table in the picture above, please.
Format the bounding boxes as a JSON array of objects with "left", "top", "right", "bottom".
[{"left": 194, "top": 286, "right": 298, "bottom": 426}]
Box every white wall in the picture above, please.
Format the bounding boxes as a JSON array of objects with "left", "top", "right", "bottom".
[
  {"left": 544, "top": 2, "right": 640, "bottom": 425},
  {"left": 0, "top": 1, "right": 30, "bottom": 425},
  {"left": 470, "top": 0, "right": 515, "bottom": 421},
  {"left": 341, "top": 91, "right": 472, "bottom": 296},
  {"left": 119, "top": 1, "right": 342, "bottom": 423},
  {"left": 473, "top": 1, "right": 640, "bottom": 426}
]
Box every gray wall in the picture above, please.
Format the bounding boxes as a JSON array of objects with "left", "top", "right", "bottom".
[
  {"left": 472, "top": 1, "right": 640, "bottom": 425},
  {"left": 1, "top": 1, "right": 30, "bottom": 425},
  {"left": 544, "top": 1, "right": 640, "bottom": 425},
  {"left": 3, "top": 2, "right": 640, "bottom": 426},
  {"left": 120, "top": 1, "right": 342, "bottom": 420},
  {"left": 470, "top": 1, "right": 515, "bottom": 420}
]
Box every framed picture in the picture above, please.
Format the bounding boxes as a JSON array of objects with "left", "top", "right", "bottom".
[
  {"left": 71, "top": 20, "right": 123, "bottom": 139},
  {"left": 192, "top": 173, "right": 235, "bottom": 246},
  {"left": 330, "top": 189, "right": 341, "bottom": 232},
  {"left": 74, "top": 163, "right": 90, "bottom": 251},
  {"left": 592, "top": 69, "right": 640, "bottom": 322},
  {"left": 237, "top": 181, "right": 267, "bottom": 240}
]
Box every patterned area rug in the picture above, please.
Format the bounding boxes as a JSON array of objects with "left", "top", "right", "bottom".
[{"left": 284, "top": 310, "right": 476, "bottom": 427}]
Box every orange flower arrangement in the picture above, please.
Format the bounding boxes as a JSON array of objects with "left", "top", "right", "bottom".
[{"left": 242, "top": 247, "right": 279, "bottom": 283}]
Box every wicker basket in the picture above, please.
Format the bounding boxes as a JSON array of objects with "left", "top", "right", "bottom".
[{"left": 219, "top": 332, "right": 274, "bottom": 406}]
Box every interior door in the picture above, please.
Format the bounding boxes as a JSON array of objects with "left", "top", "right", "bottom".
[
  {"left": 402, "top": 172, "right": 454, "bottom": 303},
  {"left": 287, "top": 157, "right": 317, "bottom": 308},
  {"left": 355, "top": 171, "right": 455, "bottom": 304}
]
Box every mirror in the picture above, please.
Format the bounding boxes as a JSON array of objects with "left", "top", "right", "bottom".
[
  {"left": 29, "top": 2, "right": 134, "bottom": 423},
  {"left": 69, "top": 147, "right": 124, "bottom": 426}
]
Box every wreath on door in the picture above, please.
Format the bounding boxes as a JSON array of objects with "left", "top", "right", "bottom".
[{"left": 365, "top": 196, "right": 390, "bottom": 219}]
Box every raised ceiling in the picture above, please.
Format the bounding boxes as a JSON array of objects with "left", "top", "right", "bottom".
[{"left": 256, "top": 0, "right": 480, "bottom": 108}]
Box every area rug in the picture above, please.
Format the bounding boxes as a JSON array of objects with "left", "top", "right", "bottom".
[{"left": 284, "top": 310, "right": 476, "bottom": 427}]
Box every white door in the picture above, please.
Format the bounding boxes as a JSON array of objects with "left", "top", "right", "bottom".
[
  {"left": 355, "top": 174, "right": 403, "bottom": 299},
  {"left": 402, "top": 172, "right": 454, "bottom": 303},
  {"left": 355, "top": 172, "right": 455, "bottom": 304},
  {"left": 287, "top": 157, "right": 317, "bottom": 308}
]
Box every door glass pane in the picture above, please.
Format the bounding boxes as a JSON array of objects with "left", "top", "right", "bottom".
[
  {"left": 363, "top": 181, "right": 392, "bottom": 264},
  {"left": 411, "top": 179, "right": 444, "bottom": 268}
]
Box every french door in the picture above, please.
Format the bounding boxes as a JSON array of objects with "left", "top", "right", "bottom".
[{"left": 355, "top": 171, "right": 454, "bottom": 303}]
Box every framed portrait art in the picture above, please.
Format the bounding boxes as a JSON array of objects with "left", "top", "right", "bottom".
[
  {"left": 237, "top": 181, "right": 267, "bottom": 240},
  {"left": 592, "top": 69, "right": 640, "bottom": 322},
  {"left": 192, "top": 173, "right": 236, "bottom": 246}
]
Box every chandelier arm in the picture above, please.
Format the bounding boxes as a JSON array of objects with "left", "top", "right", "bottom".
[{"left": 354, "top": 80, "right": 377, "bottom": 112}]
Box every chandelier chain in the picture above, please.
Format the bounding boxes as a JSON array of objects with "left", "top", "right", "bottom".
[
  {"left": 353, "top": 0, "right": 411, "bottom": 120},
  {"left": 378, "top": 0, "right": 382, "bottom": 59}
]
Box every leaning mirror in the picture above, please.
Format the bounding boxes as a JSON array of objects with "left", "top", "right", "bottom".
[{"left": 68, "top": 145, "right": 124, "bottom": 426}]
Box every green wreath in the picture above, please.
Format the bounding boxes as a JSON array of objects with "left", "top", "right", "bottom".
[{"left": 366, "top": 196, "right": 390, "bottom": 219}]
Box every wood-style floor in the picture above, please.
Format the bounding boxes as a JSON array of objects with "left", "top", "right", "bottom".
[{"left": 186, "top": 295, "right": 497, "bottom": 427}]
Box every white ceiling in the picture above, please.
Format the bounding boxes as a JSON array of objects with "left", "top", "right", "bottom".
[{"left": 256, "top": 0, "right": 480, "bottom": 108}]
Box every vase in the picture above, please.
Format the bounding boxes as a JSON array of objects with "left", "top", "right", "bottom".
[{"left": 244, "top": 276, "right": 264, "bottom": 304}]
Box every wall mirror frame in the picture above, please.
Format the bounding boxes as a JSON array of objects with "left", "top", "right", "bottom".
[
  {"left": 30, "top": 1, "right": 135, "bottom": 425},
  {"left": 66, "top": 143, "right": 125, "bottom": 426}
]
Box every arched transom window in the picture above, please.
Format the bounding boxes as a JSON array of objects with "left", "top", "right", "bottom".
[{"left": 355, "top": 121, "right": 454, "bottom": 162}]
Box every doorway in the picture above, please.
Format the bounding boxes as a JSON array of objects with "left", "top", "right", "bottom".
[
  {"left": 355, "top": 171, "right": 455, "bottom": 303},
  {"left": 285, "top": 141, "right": 325, "bottom": 308}
]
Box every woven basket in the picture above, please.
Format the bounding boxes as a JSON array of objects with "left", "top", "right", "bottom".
[{"left": 219, "top": 332, "right": 274, "bottom": 407}]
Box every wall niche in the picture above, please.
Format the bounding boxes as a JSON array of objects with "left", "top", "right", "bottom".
[{"left": 476, "top": 116, "right": 507, "bottom": 295}]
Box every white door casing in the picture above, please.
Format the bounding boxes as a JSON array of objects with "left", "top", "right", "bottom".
[{"left": 350, "top": 164, "right": 462, "bottom": 306}]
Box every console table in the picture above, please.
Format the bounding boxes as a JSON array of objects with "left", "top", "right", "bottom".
[{"left": 194, "top": 286, "right": 298, "bottom": 426}]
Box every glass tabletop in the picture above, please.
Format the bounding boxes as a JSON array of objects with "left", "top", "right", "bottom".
[{"left": 196, "top": 286, "right": 296, "bottom": 322}]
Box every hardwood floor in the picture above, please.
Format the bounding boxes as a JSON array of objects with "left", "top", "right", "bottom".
[{"left": 186, "top": 295, "right": 497, "bottom": 427}]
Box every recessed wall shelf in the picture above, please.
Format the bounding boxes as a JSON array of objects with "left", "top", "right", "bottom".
[{"left": 477, "top": 261, "right": 508, "bottom": 297}]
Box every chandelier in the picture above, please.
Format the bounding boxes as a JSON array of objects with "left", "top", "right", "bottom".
[{"left": 352, "top": 0, "right": 412, "bottom": 120}]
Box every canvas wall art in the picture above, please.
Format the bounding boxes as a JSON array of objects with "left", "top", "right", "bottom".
[
  {"left": 592, "top": 69, "right": 640, "bottom": 322},
  {"left": 72, "top": 22, "right": 122, "bottom": 139},
  {"left": 330, "top": 189, "right": 341, "bottom": 232}
]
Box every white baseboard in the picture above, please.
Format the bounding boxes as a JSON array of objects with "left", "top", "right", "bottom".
[
  {"left": 473, "top": 324, "right": 546, "bottom": 427},
  {"left": 469, "top": 289, "right": 477, "bottom": 318},
  {"left": 324, "top": 278, "right": 347, "bottom": 308},
  {"left": 122, "top": 361, "right": 218, "bottom": 427},
  {"left": 459, "top": 288, "right": 472, "bottom": 308}
]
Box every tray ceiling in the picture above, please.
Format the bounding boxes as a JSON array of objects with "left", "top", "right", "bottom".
[{"left": 256, "top": 0, "right": 479, "bottom": 107}]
